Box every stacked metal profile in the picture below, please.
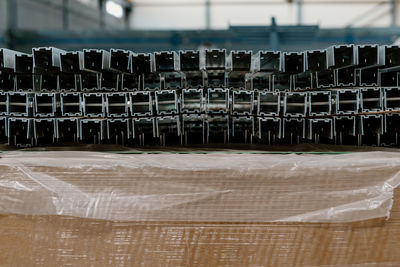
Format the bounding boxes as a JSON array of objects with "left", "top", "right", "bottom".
[{"left": 0, "top": 45, "right": 400, "bottom": 147}]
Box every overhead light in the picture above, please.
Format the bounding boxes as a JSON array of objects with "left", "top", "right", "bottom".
[{"left": 106, "top": 0, "right": 124, "bottom": 18}]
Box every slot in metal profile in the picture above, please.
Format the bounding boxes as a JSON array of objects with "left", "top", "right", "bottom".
[
  {"left": 384, "top": 87, "right": 400, "bottom": 111},
  {"left": 232, "top": 90, "right": 254, "bottom": 115},
  {"left": 34, "top": 92, "right": 58, "bottom": 117},
  {"left": 335, "top": 89, "right": 360, "bottom": 115},
  {"left": 284, "top": 92, "right": 307, "bottom": 117},
  {"left": 181, "top": 88, "right": 203, "bottom": 114},
  {"left": 106, "top": 92, "right": 129, "bottom": 117},
  {"left": 79, "top": 119, "right": 106, "bottom": 143},
  {"left": 252, "top": 51, "right": 280, "bottom": 72},
  {"left": 110, "top": 49, "right": 131, "bottom": 73},
  {"left": 107, "top": 118, "right": 130, "bottom": 143},
  {"left": 155, "top": 90, "right": 178, "bottom": 115},
  {"left": 257, "top": 91, "right": 280, "bottom": 116},
  {"left": 308, "top": 118, "right": 334, "bottom": 141},
  {"left": 305, "top": 49, "right": 328, "bottom": 72},
  {"left": 258, "top": 117, "right": 281, "bottom": 142},
  {"left": 7, "top": 92, "right": 32, "bottom": 116},
  {"left": 130, "top": 91, "right": 153, "bottom": 116},
  {"left": 281, "top": 52, "right": 305, "bottom": 74},
  {"left": 83, "top": 93, "right": 105, "bottom": 117},
  {"left": 327, "top": 44, "right": 358, "bottom": 69},
  {"left": 56, "top": 117, "right": 79, "bottom": 141},
  {"left": 83, "top": 49, "right": 111, "bottom": 72},
  {"left": 309, "top": 91, "right": 332, "bottom": 116},
  {"left": 360, "top": 88, "right": 383, "bottom": 112},
  {"left": 60, "top": 92, "right": 82, "bottom": 116},
  {"left": 207, "top": 88, "right": 229, "bottom": 114},
  {"left": 32, "top": 47, "right": 65, "bottom": 72}
]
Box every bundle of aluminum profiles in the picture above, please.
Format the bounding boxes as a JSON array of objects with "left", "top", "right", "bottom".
[{"left": 0, "top": 44, "right": 399, "bottom": 147}]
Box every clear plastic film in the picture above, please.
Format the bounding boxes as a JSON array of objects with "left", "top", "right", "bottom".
[{"left": 0, "top": 151, "right": 400, "bottom": 223}]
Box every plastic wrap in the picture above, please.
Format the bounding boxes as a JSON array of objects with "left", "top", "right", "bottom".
[{"left": 0, "top": 151, "right": 400, "bottom": 223}]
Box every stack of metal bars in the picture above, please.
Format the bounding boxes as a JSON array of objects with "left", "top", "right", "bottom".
[{"left": 0, "top": 44, "right": 399, "bottom": 147}]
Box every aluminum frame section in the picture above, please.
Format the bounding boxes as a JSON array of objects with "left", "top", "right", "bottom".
[
  {"left": 360, "top": 114, "right": 385, "bottom": 136},
  {"left": 60, "top": 51, "right": 84, "bottom": 73},
  {"left": 271, "top": 73, "right": 292, "bottom": 91},
  {"left": 155, "top": 90, "right": 178, "bottom": 115},
  {"left": 309, "top": 91, "right": 332, "bottom": 116},
  {"left": 204, "top": 49, "right": 226, "bottom": 70},
  {"left": 231, "top": 116, "right": 254, "bottom": 139},
  {"left": 83, "top": 49, "right": 111, "bottom": 72},
  {"left": 229, "top": 51, "right": 252, "bottom": 72},
  {"left": 60, "top": 92, "right": 82, "bottom": 116},
  {"left": 308, "top": 118, "right": 334, "bottom": 141},
  {"left": 132, "top": 117, "right": 156, "bottom": 140},
  {"left": 283, "top": 92, "right": 307, "bottom": 117},
  {"left": 315, "top": 69, "right": 335, "bottom": 89},
  {"left": 110, "top": 49, "right": 131, "bottom": 73},
  {"left": 130, "top": 91, "right": 153, "bottom": 117},
  {"left": 378, "top": 45, "right": 400, "bottom": 71},
  {"left": 82, "top": 93, "right": 105, "bottom": 117},
  {"left": 33, "top": 118, "right": 56, "bottom": 142},
  {"left": 257, "top": 91, "right": 280, "bottom": 116},
  {"left": 305, "top": 49, "right": 328, "bottom": 72},
  {"left": 56, "top": 117, "right": 79, "bottom": 141},
  {"left": 106, "top": 92, "right": 129, "bottom": 117},
  {"left": 207, "top": 88, "right": 229, "bottom": 114},
  {"left": 379, "top": 71, "right": 399, "bottom": 87},
  {"left": 282, "top": 117, "right": 306, "bottom": 140},
  {"left": 0, "top": 117, "right": 6, "bottom": 139},
  {"left": 34, "top": 73, "right": 59, "bottom": 92},
  {"left": 327, "top": 44, "right": 358, "bottom": 69},
  {"left": 131, "top": 53, "right": 153, "bottom": 74},
  {"left": 34, "top": 92, "right": 57, "bottom": 117},
  {"left": 335, "top": 116, "right": 357, "bottom": 139},
  {"left": 232, "top": 90, "right": 254, "bottom": 115},
  {"left": 7, "top": 117, "right": 33, "bottom": 146},
  {"left": 357, "top": 44, "right": 380, "bottom": 69},
  {"left": 360, "top": 88, "right": 383, "bottom": 112},
  {"left": 335, "top": 67, "right": 357, "bottom": 87},
  {"left": 360, "top": 67, "right": 378, "bottom": 87},
  {"left": 293, "top": 72, "right": 313, "bottom": 91},
  {"left": 251, "top": 72, "right": 271, "bottom": 91},
  {"left": 281, "top": 52, "right": 305, "bottom": 74},
  {"left": 180, "top": 50, "right": 200, "bottom": 72},
  {"left": 15, "top": 53, "right": 34, "bottom": 92},
  {"left": 181, "top": 88, "right": 203, "bottom": 114},
  {"left": 156, "top": 115, "right": 181, "bottom": 139},
  {"left": 181, "top": 114, "right": 206, "bottom": 144},
  {"left": 107, "top": 118, "right": 131, "bottom": 143},
  {"left": 384, "top": 87, "right": 400, "bottom": 111},
  {"left": 162, "top": 71, "right": 182, "bottom": 89},
  {"left": 252, "top": 51, "right": 280, "bottom": 72},
  {"left": 257, "top": 117, "right": 282, "bottom": 141},
  {"left": 206, "top": 115, "right": 230, "bottom": 144},
  {"left": 121, "top": 73, "right": 139, "bottom": 90},
  {"left": 79, "top": 118, "right": 106, "bottom": 142},
  {"left": 7, "top": 92, "right": 32, "bottom": 117},
  {"left": 32, "top": 47, "right": 64, "bottom": 72},
  {"left": 154, "top": 51, "right": 179, "bottom": 72},
  {"left": 335, "top": 89, "right": 360, "bottom": 115}
]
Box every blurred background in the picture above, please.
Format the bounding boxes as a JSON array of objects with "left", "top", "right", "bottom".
[{"left": 1, "top": 0, "right": 400, "bottom": 52}]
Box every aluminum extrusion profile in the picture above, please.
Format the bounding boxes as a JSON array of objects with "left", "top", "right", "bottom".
[
  {"left": 60, "top": 92, "right": 82, "bottom": 116},
  {"left": 56, "top": 117, "right": 79, "bottom": 142},
  {"left": 284, "top": 92, "right": 307, "bottom": 117},
  {"left": 155, "top": 90, "right": 178, "bottom": 115},
  {"left": 232, "top": 90, "right": 254, "bottom": 115},
  {"left": 106, "top": 92, "right": 129, "bottom": 117},
  {"left": 360, "top": 88, "right": 383, "bottom": 112},
  {"left": 7, "top": 92, "right": 32, "bottom": 117},
  {"left": 257, "top": 117, "right": 281, "bottom": 143},
  {"left": 130, "top": 91, "right": 153, "bottom": 116},
  {"left": 79, "top": 118, "right": 106, "bottom": 143},
  {"left": 82, "top": 93, "right": 105, "bottom": 117},
  {"left": 335, "top": 89, "right": 360, "bottom": 115},
  {"left": 181, "top": 88, "right": 203, "bottom": 114},
  {"left": 282, "top": 52, "right": 305, "bottom": 74},
  {"left": 309, "top": 91, "right": 332, "bottom": 116},
  {"left": 305, "top": 49, "right": 328, "bottom": 72},
  {"left": 34, "top": 92, "right": 58, "bottom": 117},
  {"left": 32, "top": 47, "right": 65, "bottom": 72},
  {"left": 7, "top": 117, "right": 33, "bottom": 147},
  {"left": 308, "top": 118, "right": 334, "bottom": 142},
  {"left": 327, "top": 44, "right": 358, "bottom": 69},
  {"left": 107, "top": 118, "right": 130, "bottom": 144},
  {"left": 207, "top": 88, "right": 229, "bottom": 114},
  {"left": 257, "top": 91, "right": 280, "bottom": 116},
  {"left": 384, "top": 87, "right": 400, "bottom": 111}
]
